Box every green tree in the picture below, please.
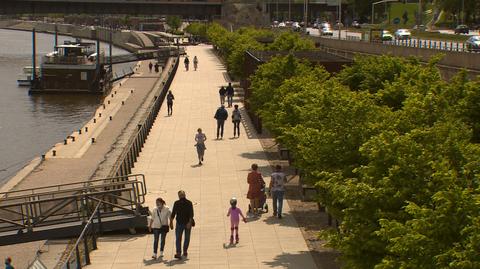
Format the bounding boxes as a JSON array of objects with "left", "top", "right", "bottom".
[{"left": 166, "top": 15, "right": 182, "bottom": 32}]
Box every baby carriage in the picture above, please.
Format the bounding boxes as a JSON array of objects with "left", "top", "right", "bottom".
[{"left": 248, "top": 185, "right": 269, "bottom": 214}]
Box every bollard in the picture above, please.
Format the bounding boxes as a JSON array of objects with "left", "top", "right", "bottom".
[
  {"left": 85, "top": 127, "right": 88, "bottom": 132},
  {"left": 99, "top": 113, "right": 102, "bottom": 117},
  {"left": 64, "top": 139, "right": 67, "bottom": 145},
  {"left": 111, "top": 94, "right": 114, "bottom": 98},
  {"left": 103, "top": 104, "right": 106, "bottom": 109},
  {"left": 52, "top": 150, "right": 56, "bottom": 156},
  {"left": 109, "top": 116, "right": 112, "bottom": 121},
  {"left": 78, "top": 129, "right": 82, "bottom": 134},
  {"left": 108, "top": 100, "right": 110, "bottom": 104},
  {"left": 115, "top": 91, "right": 117, "bottom": 94},
  {"left": 72, "top": 136, "right": 75, "bottom": 142},
  {"left": 122, "top": 101, "right": 125, "bottom": 105},
  {"left": 131, "top": 89, "right": 134, "bottom": 93},
  {"left": 94, "top": 118, "right": 96, "bottom": 123},
  {"left": 120, "top": 82, "right": 122, "bottom": 86},
  {"left": 91, "top": 138, "right": 95, "bottom": 143},
  {"left": 41, "top": 154, "right": 45, "bottom": 160}
]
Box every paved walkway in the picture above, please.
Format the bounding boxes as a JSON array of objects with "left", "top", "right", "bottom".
[{"left": 86, "top": 45, "right": 317, "bottom": 269}]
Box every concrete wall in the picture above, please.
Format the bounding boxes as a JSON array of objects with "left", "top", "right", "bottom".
[{"left": 313, "top": 37, "right": 480, "bottom": 73}]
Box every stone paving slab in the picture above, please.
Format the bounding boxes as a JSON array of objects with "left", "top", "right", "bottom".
[{"left": 85, "top": 45, "right": 317, "bottom": 269}]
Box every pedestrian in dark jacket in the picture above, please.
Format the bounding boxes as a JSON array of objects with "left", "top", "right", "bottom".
[
  {"left": 166, "top": 91, "right": 175, "bottom": 116},
  {"left": 219, "top": 86, "right": 227, "bottom": 105},
  {"left": 170, "top": 190, "right": 194, "bottom": 259},
  {"left": 214, "top": 105, "right": 228, "bottom": 139},
  {"left": 226, "top": 83, "right": 234, "bottom": 107}
]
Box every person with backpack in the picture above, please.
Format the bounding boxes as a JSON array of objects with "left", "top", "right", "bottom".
[
  {"left": 214, "top": 105, "right": 228, "bottom": 139},
  {"left": 219, "top": 86, "right": 227, "bottom": 106},
  {"left": 148, "top": 198, "right": 172, "bottom": 259},
  {"left": 232, "top": 104, "right": 241, "bottom": 138},
  {"left": 166, "top": 91, "right": 175, "bottom": 116},
  {"left": 269, "top": 165, "right": 287, "bottom": 219},
  {"left": 226, "top": 82, "right": 234, "bottom": 107}
]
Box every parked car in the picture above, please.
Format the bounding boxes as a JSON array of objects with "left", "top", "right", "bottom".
[
  {"left": 382, "top": 30, "right": 394, "bottom": 41},
  {"left": 351, "top": 20, "right": 361, "bottom": 28},
  {"left": 292, "top": 22, "right": 301, "bottom": 31},
  {"left": 394, "top": 29, "right": 411, "bottom": 40},
  {"left": 466, "top": 35, "right": 480, "bottom": 52},
  {"left": 278, "top": 22, "right": 286, "bottom": 28},
  {"left": 454, "top": 24, "right": 469, "bottom": 34},
  {"left": 321, "top": 27, "right": 334, "bottom": 36}
]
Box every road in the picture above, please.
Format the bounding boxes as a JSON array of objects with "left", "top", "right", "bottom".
[{"left": 307, "top": 27, "right": 476, "bottom": 53}]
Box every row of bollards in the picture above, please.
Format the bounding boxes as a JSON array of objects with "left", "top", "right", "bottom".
[{"left": 51, "top": 87, "right": 131, "bottom": 157}]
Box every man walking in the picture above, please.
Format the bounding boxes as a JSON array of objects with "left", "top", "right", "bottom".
[
  {"left": 214, "top": 105, "right": 228, "bottom": 139},
  {"left": 148, "top": 62, "right": 153, "bottom": 73},
  {"left": 154, "top": 62, "right": 160, "bottom": 73},
  {"left": 226, "top": 83, "right": 234, "bottom": 107},
  {"left": 170, "top": 190, "right": 194, "bottom": 259},
  {"left": 219, "top": 86, "right": 227, "bottom": 106},
  {"left": 269, "top": 165, "right": 287, "bottom": 219},
  {"left": 232, "top": 104, "right": 241, "bottom": 138},
  {"left": 166, "top": 90, "right": 175, "bottom": 116}
]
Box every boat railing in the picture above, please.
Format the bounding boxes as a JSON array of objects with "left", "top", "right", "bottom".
[{"left": 42, "top": 55, "right": 95, "bottom": 65}]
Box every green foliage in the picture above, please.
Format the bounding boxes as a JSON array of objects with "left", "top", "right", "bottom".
[
  {"left": 184, "top": 22, "right": 207, "bottom": 39},
  {"left": 205, "top": 23, "right": 315, "bottom": 78},
  {"left": 166, "top": 16, "right": 181, "bottom": 32},
  {"left": 248, "top": 53, "right": 480, "bottom": 268}
]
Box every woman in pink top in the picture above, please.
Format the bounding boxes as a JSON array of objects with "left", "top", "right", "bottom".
[{"left": 227, "top": 197, "right": 246, "bottom": 245}]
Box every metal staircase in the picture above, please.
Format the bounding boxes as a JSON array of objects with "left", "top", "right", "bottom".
[{"left": 0, "top": 174, "right": 149, "bottom": 245}]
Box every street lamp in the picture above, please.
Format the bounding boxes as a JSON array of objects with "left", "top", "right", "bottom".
[
  {"left": 371, "top": 0, "right": 398, "bottom": 24},
  {"left": 338, "top": 0, "right": 342, "bottom": 40}
]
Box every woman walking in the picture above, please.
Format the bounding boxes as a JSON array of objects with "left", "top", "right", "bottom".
[
  {"left": 149, "top": 198, "right": 172, "bottom": 259},
  {"left": 247, "top": 163, "right": 265, "bottom": 215},
  {"left": 193, "top": 56, "right": 198, "bottom": 71},
  {"left": 195, "top": 128, "right": 207, "bottom": 165}
]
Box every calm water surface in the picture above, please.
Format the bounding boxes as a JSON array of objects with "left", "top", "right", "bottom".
[{"left": 0, "top": 29, "right": 134, "bottom": 185}]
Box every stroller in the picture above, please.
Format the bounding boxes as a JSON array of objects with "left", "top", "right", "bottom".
[{"left": 248, "top": 185, "right": 269, "bottom": 214}]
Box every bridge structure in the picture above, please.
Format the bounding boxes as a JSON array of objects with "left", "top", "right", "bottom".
[{"left": 0, "top": 0, "right": 223, "bottom": 17}]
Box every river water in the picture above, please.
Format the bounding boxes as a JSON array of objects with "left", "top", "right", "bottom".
[{"left": 0, "top": 29, "right": 134, "bottom": 185}]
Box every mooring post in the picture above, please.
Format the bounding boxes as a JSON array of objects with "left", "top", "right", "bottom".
[{"left": 32, "top": 28, "right": 36, "bottom": 82}]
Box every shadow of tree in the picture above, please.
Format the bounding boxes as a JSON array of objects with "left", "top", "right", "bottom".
[{"left": 263, "top": 251, "right": 340, "bottom": 269}]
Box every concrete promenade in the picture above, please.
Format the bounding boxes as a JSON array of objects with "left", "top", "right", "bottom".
[
  {"left": 0, "top": 61, "right": 166, "bottom": 268},
  {"left": 86, "top": 45, "right": 317, "bottom": 268}
]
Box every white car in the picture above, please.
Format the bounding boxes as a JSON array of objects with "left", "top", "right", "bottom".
[
  {"left": 394, "top": 29, "right": 411, "bottom": 40},
  {"left": 292, "top": 22, "right": 301, "bottom": 31},
  {"left": 321, "top": 27, "right": 334, "bottom": 36},
  {"left": 278, "top": 22, "right": 286, "bottom": 28}
]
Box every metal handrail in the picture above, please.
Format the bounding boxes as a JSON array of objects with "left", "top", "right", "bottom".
[
  {"left": 58, "top": 201, "right": 102, "bottom": 269},
  {"left": 0, "top": 174, "right": 145, "bottom": 198}
]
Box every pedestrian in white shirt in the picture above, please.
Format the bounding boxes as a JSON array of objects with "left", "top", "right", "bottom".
[
  {"left": 269, "top": 165, "right": 287, "bottom": 219},
  {"left": 149, "top": 198, "right": 172, "bottom": 259}
]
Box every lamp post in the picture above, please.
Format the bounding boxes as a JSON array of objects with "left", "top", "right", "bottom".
[
  {"left": 338, "top": 0, "right": 342, "bottom": 39},
  {"left": 461, "top": 0, "right": 465, "bottom": 24}
]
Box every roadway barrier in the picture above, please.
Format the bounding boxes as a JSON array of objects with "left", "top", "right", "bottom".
[{"left": 313, "top": 36, "right": 480, "bottom": 73}]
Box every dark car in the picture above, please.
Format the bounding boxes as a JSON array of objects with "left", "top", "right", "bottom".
[
  {"left": 466, "top": 35, "right": 480, "bottom": 52},
  {"left": 454, "top": 25, "right": 469, "bottom": 34}
]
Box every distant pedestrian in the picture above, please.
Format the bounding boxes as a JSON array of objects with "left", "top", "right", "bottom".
[
  {"left": 4, "top": 257, "right": 14, "bottom": 269},
  {"left": 166, "top": 91, "right": 175, "bottom": 116},
  {"left": 269, "top": 165, "right": 287, "bottom": 219},
  {"left": 154, "top": 62, "right": 160, "bottom": 73},
  {"left": 193, "top": 56, "right": 198, "bottom": 71},
  {"left": 149, "top": 198, "right": 172, "bottom": 259},
  {"left": 195, "top": 128, "right": 207, "bottom": 165},
  {"left": 247, "top": 163, "right": 265, "bottom": 215},
  {"left": 214, "top": 105, "right": 228, "bottom": 139},
  {"left": 149, "top": 62, "right": 153, "bottom": 73},
  {"left": 184, "top": 56, "right": 190, "bottom": 71},
  {"left": 219, "top": 86, "right": 227, "bottom": 105},
  {"left": 226, "top": 82, "right": 234, "bottom": 107},
  {"left": 170, "top": 190, "right": 194, "bottom": 260},
  {"left": 232, "top": 104, "right": 241, "bottom": 138},
  {"left": 226, "top": 197, "right": 246, "bottom": 245}
]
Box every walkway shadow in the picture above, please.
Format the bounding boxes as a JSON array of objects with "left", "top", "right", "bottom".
[
  {"left": 143, "top": 258, "right": 168, "bottom": 266},
  {"left": 263, "top": 251, "right": 341, "bottom": 269}
]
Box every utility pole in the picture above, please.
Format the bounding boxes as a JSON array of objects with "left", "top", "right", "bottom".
[
  {"left": 288, "top": 0, "right": 291, "bottom": 22},
  {"left": 461, "top": 0, "right": 465, "bottom": 24},
  {"left": 304, "top": 0, "right": 308, "bottom": 29}
]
